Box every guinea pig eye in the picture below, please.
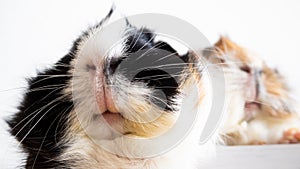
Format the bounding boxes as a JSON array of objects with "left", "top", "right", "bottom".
[{"left": 240, "top": 65, "right": 251, "bottom": 74}]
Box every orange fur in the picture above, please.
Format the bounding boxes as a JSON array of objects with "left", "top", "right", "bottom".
[{"left": 209, "top": 36, "right": 300, "bottom": 145}]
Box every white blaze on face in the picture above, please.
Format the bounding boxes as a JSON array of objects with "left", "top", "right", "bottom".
[{"left": 70, "top": 15, "right": 129, "bottom": 138}]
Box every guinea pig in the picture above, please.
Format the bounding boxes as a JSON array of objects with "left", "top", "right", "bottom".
[
  {"left": 204, "top": 36, "right": 300, "bottom": 145},
  {"left": 7, "top": 8, "right": 217, "bottom": 169}
]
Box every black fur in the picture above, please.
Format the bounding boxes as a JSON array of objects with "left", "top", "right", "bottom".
[
  {"left": 6, "top": 43, "right": 77, "bottom": 169},
  {"left": 6, "top": 8, "right": 117, "bottom": 168},
  {"left": 121, "top": 27, "right": 190, "bottom": 111}
]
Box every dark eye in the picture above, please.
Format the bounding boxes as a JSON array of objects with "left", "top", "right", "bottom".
[
  {"left": 240, "top": 65, "right": 251, "bottom": 74},
  {"left": 133, "top": 69, "right": 179, "bottom": 111},
  {"left": 107, "top": 57, "right": 126, "bottom": 75}
]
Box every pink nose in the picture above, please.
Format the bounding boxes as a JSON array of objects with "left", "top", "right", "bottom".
[
  {"left": 95, "top": 67, "right": 118, "bottom": 114},
  {"left": 245, "top": 73, "right": 257, "bottom": 101}
]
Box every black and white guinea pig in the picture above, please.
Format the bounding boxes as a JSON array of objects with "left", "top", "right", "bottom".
[{"left": 7, "top": 7, "right": 216, "bottom": 169}]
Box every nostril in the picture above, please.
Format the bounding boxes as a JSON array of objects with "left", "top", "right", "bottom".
[
  {"left": 86, "top": 64, "right": 96, "bottom": 72},
  {"left": 107, "top": 57, "right": 124, "bottom": 75}
]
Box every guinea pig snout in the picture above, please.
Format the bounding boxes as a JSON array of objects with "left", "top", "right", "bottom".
[{"left": 95, "top": 66, "right": 118, "bottom": 114}]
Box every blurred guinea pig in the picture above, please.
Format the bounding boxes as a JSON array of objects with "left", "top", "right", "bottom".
[{"left": 204, "top": 37, "right": 300, "bottom": 145}]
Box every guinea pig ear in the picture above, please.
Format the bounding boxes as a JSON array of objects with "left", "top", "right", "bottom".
[
  {"left": 215, "top": 36, "right": 250, "bottom": 63},
  {"left": 214, "top": 36, "right": 237, "bottom": 52},
  {"left": 95, "top": 5, "right": 116, "bottom": 28},
  {"left": 201, "top": 36, "right": 237, "bottom": 64}
]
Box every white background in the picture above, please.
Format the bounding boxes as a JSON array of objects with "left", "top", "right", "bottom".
[{"left": 0, "top": 0, "right": 300, "bottom": 168}]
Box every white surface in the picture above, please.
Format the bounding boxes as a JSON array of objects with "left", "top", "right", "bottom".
[
  {"left": 209, "top": 145, "right": 300, "bottom": 169},
  {"left": 0, "top": 0, "right": 300, "bottom": 168}
]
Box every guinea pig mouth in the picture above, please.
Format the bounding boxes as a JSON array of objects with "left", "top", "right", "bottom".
[
  {"left": 244, "top": 74, "right": 261, "bottom": 110},
  {"left": 101, "top": 111, "right": 124, "bottom": 125},
  {"left": 245, "top": 101, "right": 261, "bottom": 110}
]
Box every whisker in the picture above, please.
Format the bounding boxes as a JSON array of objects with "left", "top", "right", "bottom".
[
  {"left": 17, "top": 102, "right": 61, "bottom": 147},
  {"left": 153, "top": 52, "right": 179, "bottom": 63},
  {"left": 134, "top": 73, "right": 181, "bottom": 79},
  {"left": 136, "top": 63, "right": 190, "bottom": 72},
  {"left": 12, "top": 87, "right": 68, "bottom": 131},
  {"left": 209, "top": 61, "right": 245, "bottom": 66},
  {"left": 0, "top": 87, "right": 27, "bottom": 93},
  {"left": 136, "top": 34, "right": 156, "bottom": 52},
  {"left": 29, "top": 75, "right": 72, "bottom": 87},
  {"left": 130, "top": 27, "right": 144, "bottom": 51},
  {"left": 32, "top": 110, "right": 67, "bottom": 168},
  {"left": 126, "top": 28, "right": 139, "bottom": 48},
  {"left": 55, "top": 63, "right": 73, "bottom": 68},
  {"left": 36, "top": 75, "right": 72, "bottom": 77},
  {"left": 148, "top": 95, "right": 169, "bottom": 107},
  {"left": 27, "top": 85, "right": 66, "bottom": 93},
  {"left": 134, "top": 41, "right": 171, "bottom": 61},
  {"left": 11, "top": 94, "right": 67, "bottom": 132},
  {"left": 54, "top": 106, "right": 73, "bottom": 144},
  {"left": 134, "top": 74, "right": 184, "bottom": 81}
]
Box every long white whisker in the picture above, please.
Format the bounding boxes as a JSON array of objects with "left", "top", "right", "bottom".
[
  {"left": 27, "top": 85, "right": 66, "bottom": 93},
  {"left": 29, "top": 75, "right": 71, "bottom": 87},
  {"left": 17, "top": 102, "right": 61, "bottom": 148},
  {"left": 10, "top": 87, "right": 67, "bottom": 131},
  {"left": 31, "top": 110, "right": 67, "bottom": 168},
  {"left": 134, "top": 41, "right": 168, "bottom": 61},
  {"left": 54, "top": 106, "right": 73, "bottom": 144},
  {"left": 130, "top": 27, "right": 144, "bottom": 50},
  {"left": 12, "top": 94, "right": 67, "bottom": 133},
  {"left": 153, "top": 52, "right": 179, "bottom": 63},
  {"left": 0, "top": 87, "right": 27, "bottom": 93},
  {"left": 137, "top": 34, "right": 155, "bottom": 52}
]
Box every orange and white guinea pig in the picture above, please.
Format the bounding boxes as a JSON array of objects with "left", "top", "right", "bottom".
[{"left": 204, "top": 36, "right": 300, "bottom": 145}]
